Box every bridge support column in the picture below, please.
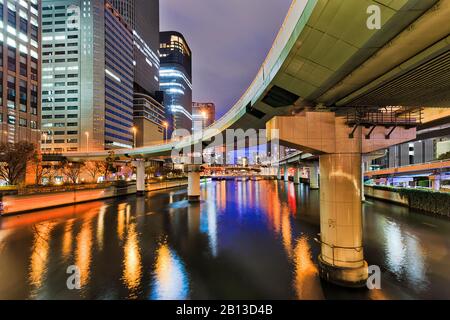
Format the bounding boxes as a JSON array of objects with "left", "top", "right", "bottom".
[
  {"left": 134, "top": 160, "right": 146, "bottom": 196},
  {"left": 318, "top": 153, "right": 368, "bottom": 288},
  {"left": 361, "top": 161, "right": 369, "bottom": 202},
  {"left": 186, "top": 165, "right": 202, "bottom": 202},
  {"left": 277, "top": 167, "right": 282, "bottom": 180},
  {"left": 431, "top": 175, "right": 441, "bottom": 191},
  {"left": 284, "top": 166, "right": 289, "bottom": 182},
  {"left": 294, "top": 168, "right": 301, "bottom": 185},
  {"left": 309, "top": 166, "right": 319, "bottom": 189},
  {"left": 267, "top": 112, "right": 417, "bottom": 288}
]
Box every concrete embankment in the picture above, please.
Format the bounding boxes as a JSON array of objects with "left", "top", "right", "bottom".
[{"left": 1, "top": 179, "right": 188, "bottom": 216}]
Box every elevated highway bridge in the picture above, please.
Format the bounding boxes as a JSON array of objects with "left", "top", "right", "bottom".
[{"left": 58, "top": 0, "right": 450, "bottom": 288}]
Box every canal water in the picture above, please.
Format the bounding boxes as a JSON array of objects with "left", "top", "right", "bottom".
[{"left": 0, "top": 180, "right": 449, "bottom": 300}]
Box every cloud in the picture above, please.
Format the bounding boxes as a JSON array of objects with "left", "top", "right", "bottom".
[{"left": 160, "top": 0, "right": 293, "bottom": 117}]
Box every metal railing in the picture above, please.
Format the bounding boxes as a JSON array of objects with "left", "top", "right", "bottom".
[
  {"left": 346, "top": 107, "right": 422, "bottom": 128},
  {"left": 314, "top": 235, "right": 364, "bottom": 267}
]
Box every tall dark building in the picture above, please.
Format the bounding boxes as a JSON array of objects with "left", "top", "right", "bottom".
[
  {"left": 110, "top": 0, "right": 160, "bottom": 95},
  {"left": 160, "top": 31, "right": 192, "bottom": 135},
  {"left": 110, "top": 0, "right": 165, "bottom": 147}
]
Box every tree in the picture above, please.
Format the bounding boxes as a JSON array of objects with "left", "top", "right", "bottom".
[
  {"left": 105, "top": 151, "right": 118, "bottom": 180},
  {"left": 146, "top": 165, "right": 157, "bottom": 178},
  {"left": 0, "top": 141, "right": 36, "bottom": 185},
  {"left": 84, "top": 161, "right": 107, "bottom": 182},
  {"left": 42, "top": 163, "right": 62, "bottom": 185},
  {"left": 62, "top": 160, "right": 85, "bottom": 184},
  {"left": 29, "top": 151, "right": 44, "bottom": 186},
  {"left": 438, "top": 151, "right": 450, "bottom": 161}
]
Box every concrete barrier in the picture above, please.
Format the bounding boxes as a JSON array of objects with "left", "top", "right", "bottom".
[
  {"left": 364, "top": 185, "right": 409, "bottom": 206},
  {"left": 1, "top": 179, "right": 188, "bottom": 216}
]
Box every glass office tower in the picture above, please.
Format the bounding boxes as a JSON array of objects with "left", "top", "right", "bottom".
[
  {"left": 160, "top": 31, "right": 192, "bottom": 135},
  {"left": 110, "top": 0, "right": 164, "bottom": 146},
  {"left": 41, "top": 0, "right": 134, "bottom": 152}
]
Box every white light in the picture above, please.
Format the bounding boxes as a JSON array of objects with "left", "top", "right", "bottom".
[
  {"left": 30, "top": 50, "right": 38, "bottom": 59},
  {"left": 19, "top": 44, "right": 28, "bottom": 54},
  {"left": 7, "top": 26, "right": 16, "bottom": 36},
  {"left": 7, "top": 37, "right": 16, "bottom": 48},
  {"left": 105, "top": 69, "right": 121, "bottom": 83}
]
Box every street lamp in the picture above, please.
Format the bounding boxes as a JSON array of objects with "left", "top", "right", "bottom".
[
  {"left": 162, "top": 121, "right": 169, "bottom": 143},
  {"left": 201, "top": 111, "right": 208, "bottom": 130},
  {"left": 42, "top": 133, "right": 48, "bottom": 153},
  {"left": 132, "top": 126, "right": 137, "bottom": 148},
  {"left": 85, "top": 131, "right": 90, "bottom": 152}
]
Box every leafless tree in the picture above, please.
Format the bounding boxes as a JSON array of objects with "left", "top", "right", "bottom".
[
  {"left": 0, "top": 141, "right": 36, "bottom": 185},
  {"left": 63, "top": 161, "right": 85, "bottom": 184},
  {"left": 84, "top": 161, "right": 107, "bottom": 182}
]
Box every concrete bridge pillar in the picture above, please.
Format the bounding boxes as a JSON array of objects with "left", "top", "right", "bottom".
[
  {"left": 431, "top": 175, "right": 441, "bottom": 191},
  {"left": 361, "top": 161, "right": 369, "bottom": 201},
  {"left": 284, "top": 166, "right": 289, "bottom": 182},
  {"left": 294, "top": 167, "right": 301, "bottom": 185},
  {"left": 309, "top": 165, "right": 319, "bottom": 189},
  {"left": 318, "top": 152, "right": 368, "bottom": 287},
  {"left": 277, "top": 166, "right": 282, "bottom": 180},
  {"left": 267, "top": 112, "right": 416, "bottom": 287},
  {"left": 133, "top": 160, "right": 146, "bottom": 196},
  {"left": 185, "top": 164, "right": 202, "bottom": 202}
]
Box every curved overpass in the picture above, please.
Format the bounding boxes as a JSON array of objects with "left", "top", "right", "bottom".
[{"left": 65, "top": 0, "right": 449, "bottom": 161}]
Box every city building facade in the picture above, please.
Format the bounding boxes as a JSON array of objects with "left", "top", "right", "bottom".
[
  {"left": 41, "top": 0, "right": 134, "bottom": 152},
  {"left": 373, "top": 109, "right": 450, "bottom": 169},
  {"left": 192, "top": 102, "right": 215, "bottom": 132},
  {"left": 0, "top": 0, "right": 41, "bottom": 145},
  {"left": 160, "top": 31, "right": 192, "bottom": 135},
  {"left": 110, "top": 0, "right": 165, "bottom": 146},
  {"left": 133, "top": 92, "right": 165, "bottom": 147}
]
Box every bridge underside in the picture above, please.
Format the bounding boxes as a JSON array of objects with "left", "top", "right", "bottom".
[{"left": 64, "top": 0, "right": 450, "bottom": 163}]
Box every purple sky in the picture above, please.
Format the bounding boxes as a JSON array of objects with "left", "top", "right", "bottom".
[{"left": 160, "top": 0, "right": 293, "bottom": 118}]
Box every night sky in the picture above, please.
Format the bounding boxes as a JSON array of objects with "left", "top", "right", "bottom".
[{"left": 160, "top": 0, "right": 293, "bottom": 118}]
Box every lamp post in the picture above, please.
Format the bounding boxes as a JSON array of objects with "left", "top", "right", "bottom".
[
  {"left": 85, "top": 131, "right": 89, "bottom": 152},
  {"left": 162, "top": 121, "right": 169, "bottom": 143},
  {"left": 132, "top": 126, "right": 137, "bottom": 148},
  {"left": 42, "top": 133, "right": 48, "bottom": 154},
  {"left": 201, "top": 111, "right": 207, "bottom": 131}
]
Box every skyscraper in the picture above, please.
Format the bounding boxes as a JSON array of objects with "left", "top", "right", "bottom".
[
  {"left": 192, "top": 102, "right": 215, "bottom": 132},
  {"left": 110, "top": 0, "right": 164, "bottom": 147},
  {"left": 0, "top": 0, "right": 41, "bottom": 145},
  {"left": 41, "top": 0, "right": 134, "bottom": 152},
  {"left": 160, "top": 31, "right": 192, "bottom": 135}
]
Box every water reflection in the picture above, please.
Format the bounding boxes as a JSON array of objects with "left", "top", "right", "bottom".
[
  {"left": 117, "top": 203, "right": 127, "bottom": 241},
  {"left": 29, "top": 222, "right": 56, "bottom": 297},
  {"left": 293, "top": 236, "right": 323, "bottom": 300},
  {"left": 75, "top": 218, "right": 93, "bottom": 288},
  {"left": 62, "top": 220, "right": 74, "bottom": 260},
  {"left": 383, "top": 219, "right": 428, "bottom": 291},
  {"left": 96, "top": 205, "right": 107, "bottom": 251},
  {"left": 123, "top": 223, "right": 142, "bottom": 298},
  {"left": 0, "top": 180, "right": 449, "bottom": 299},
  {"left": 151, "top": 240, "right": 189, "bottom": 300}
]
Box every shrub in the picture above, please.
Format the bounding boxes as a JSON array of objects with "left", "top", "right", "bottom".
[{"left": 370, "top": 185, "right": 450, "bottom": 217}]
